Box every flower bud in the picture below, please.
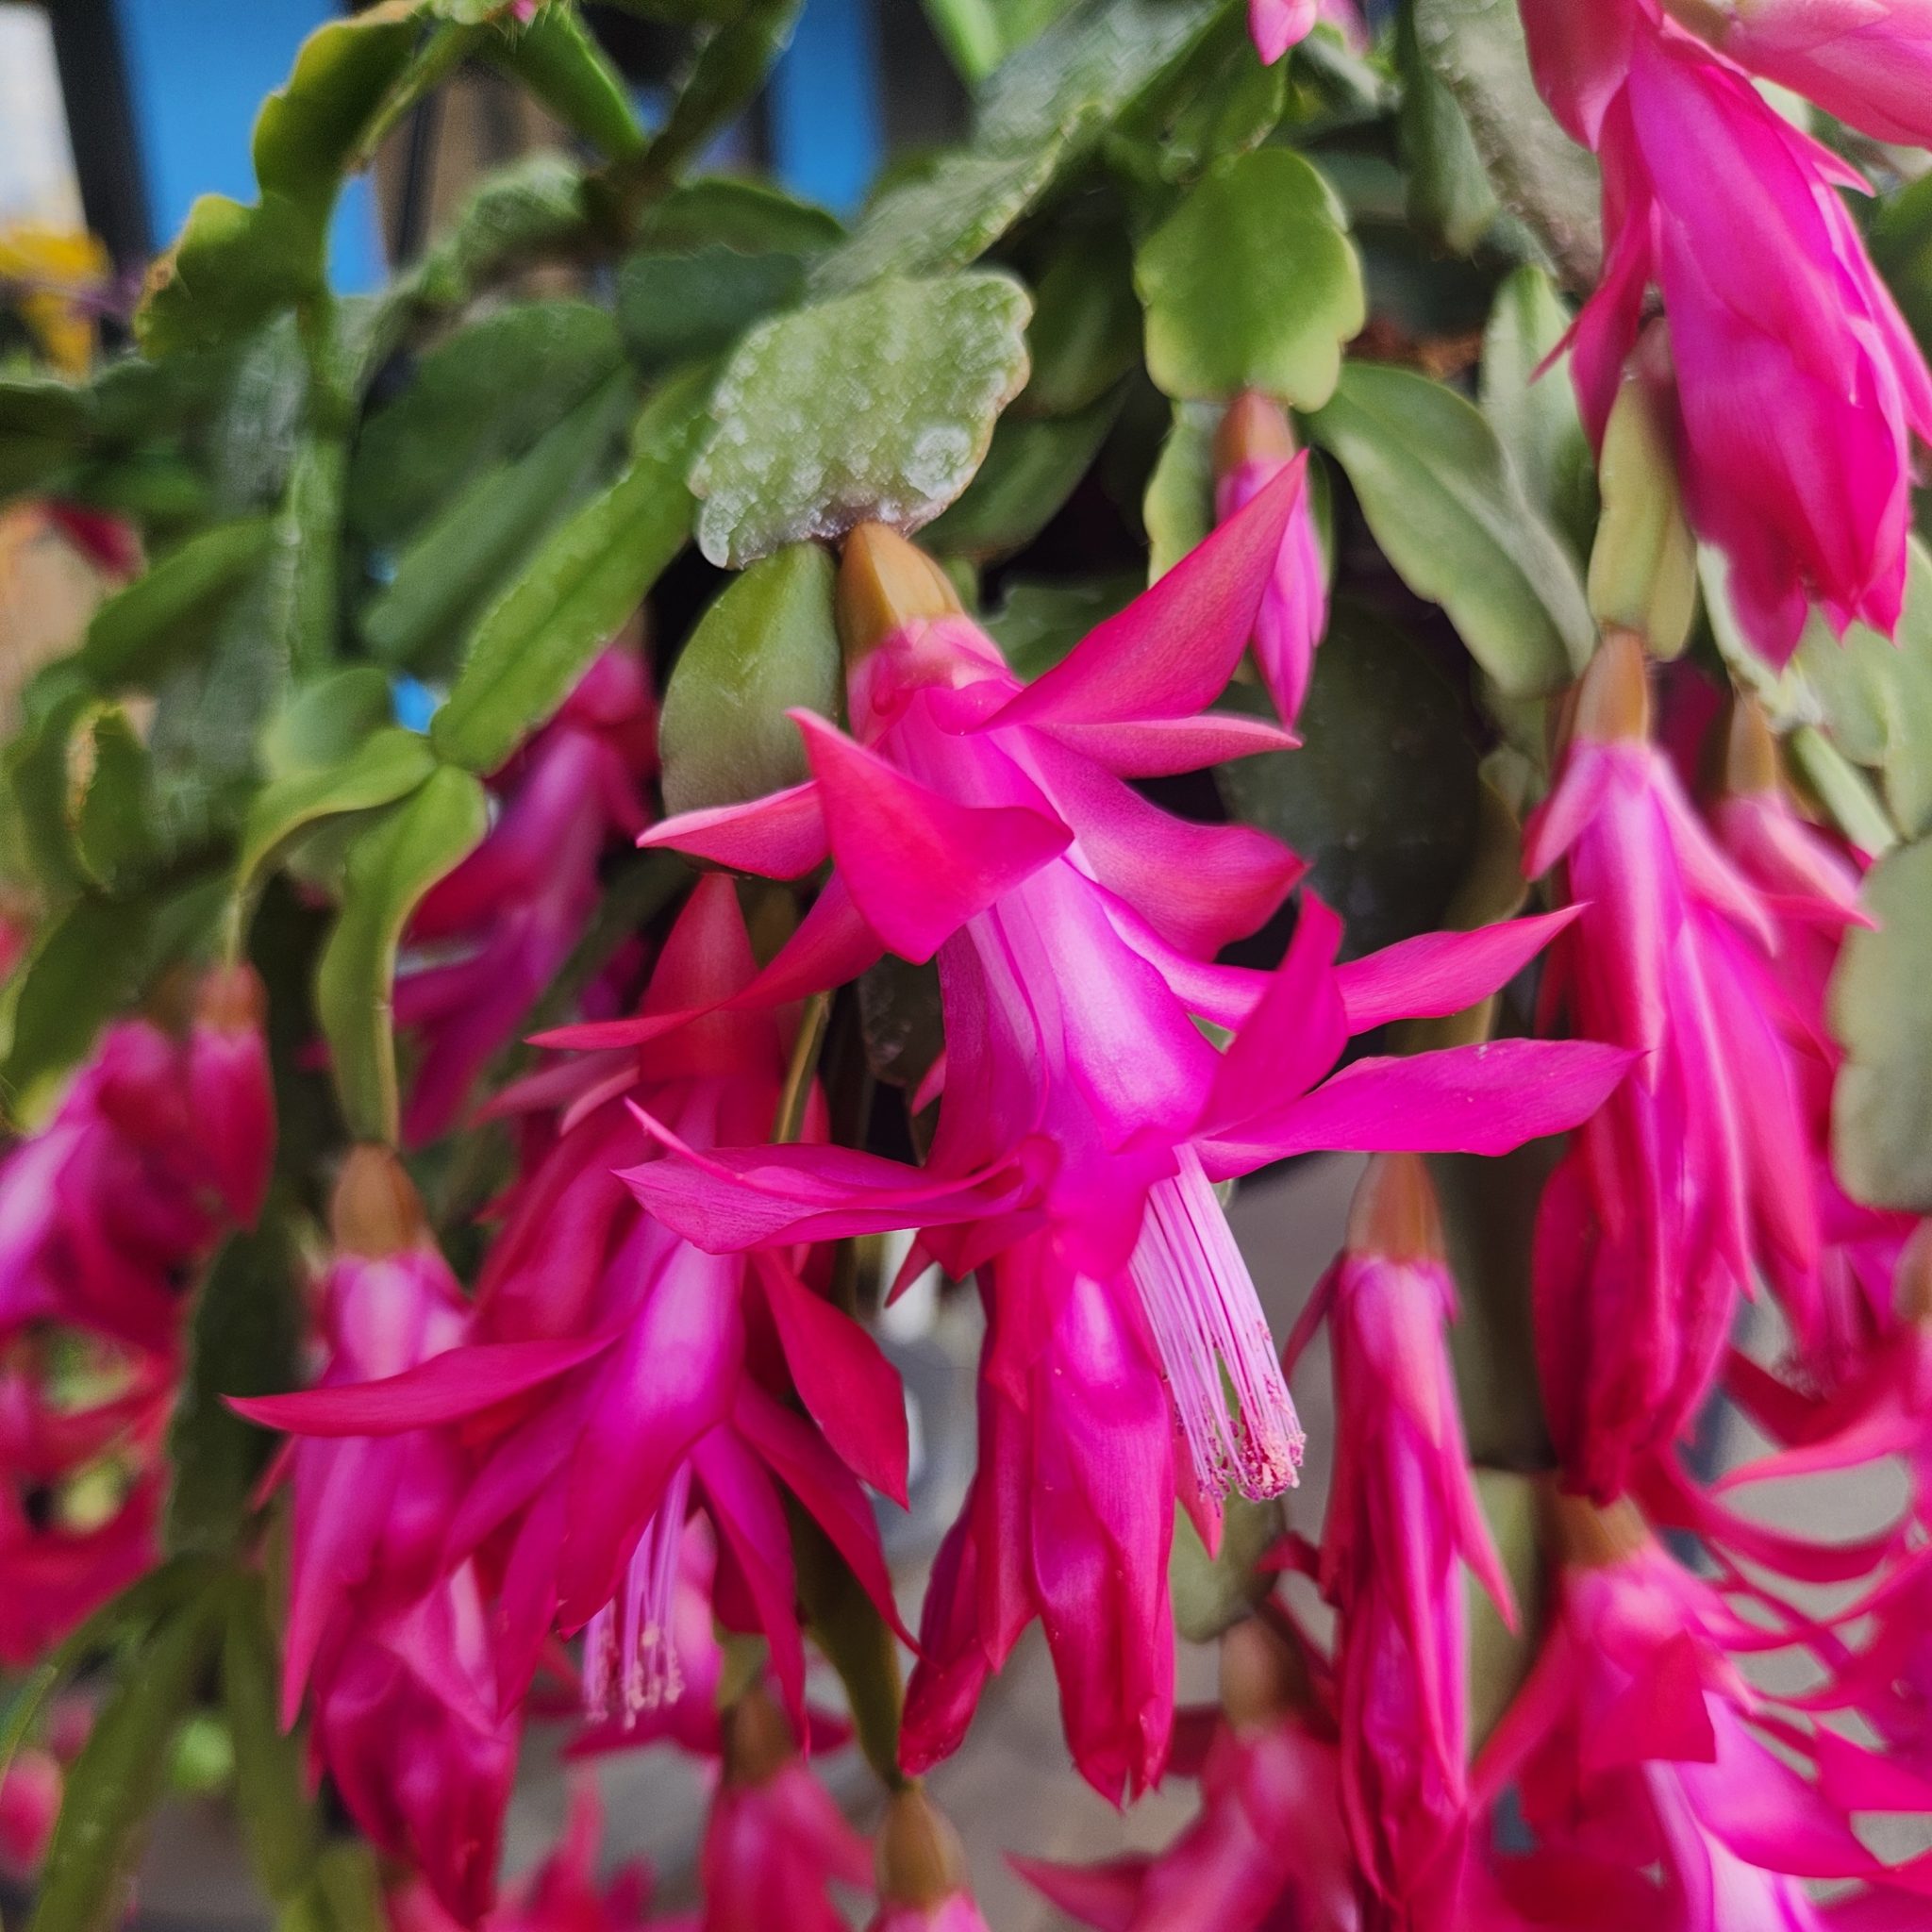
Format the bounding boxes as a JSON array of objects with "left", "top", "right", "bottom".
[
  {"left": 836, "top": 525, "right": 961, "bottom": 666},
  {"left": 1588, "top": 339, "right": 1698, "bottom": 659},
  {"left": 1214, "top": 390, "right": 1299, "bottom": 475}
]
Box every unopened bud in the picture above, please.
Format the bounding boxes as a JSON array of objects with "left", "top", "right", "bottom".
[
  {"left": 875, "top": 1787, "right": 968, "bottom": 1908},
  {"left": 1214, "top": 391, "right": 1298, "bottom": 478},
  {"left": 1574, "top": 628, "right": 1652, "bottom": 745},
  {"left": 721, "top": 1683, "right": 796, "bottom": 1789},
  {"left": 836, "top": 525, "right": 961, "bottom": 664},
  {"left": 1345, "top": 1151, "right": 1445, "bottom": 1262},
  {"left": 330, "top": 1145, "right": 426, "bottom": 1260},
  {"left": 1218, "top": 1615, "right": 1309, "bottom": 1730},
  {"left": 1588, "top": 349, "right": 1698, "bottom": 659},
  {"left": 1548, "top": 1490, "right": 1648, "bottom": 1570}
]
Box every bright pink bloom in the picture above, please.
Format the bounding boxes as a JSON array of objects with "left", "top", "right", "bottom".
[
  {"left": 1299, "top": 1154, "right": 1511, "bottom": 1914},
  {"left": 1714, "top": 0, "right": 1932, "bottom": 148},
  {"left": 901, "top": 1253, "right": 1178, "bottom": 1802},
  {"left": 1215, "top": 393, "right": 1326, "bottom": 728},
  {"left": 1519, "top": 0, "right": 1932, "bottom": 662},
  {"left": 1708, "top": 708, "right": 1910, "bottom": 1384},
  {"left": 1477, "top": 1498, "right": 1886, "bottom": 1921},
  {"left": 701, "top": 1690, "right": 872, "bottom": 1932},
  {"left": 239, "top": 1149, "right": 516, "bottom": 1925},
  {"left": 1015, "top": 1621, "right": 1359, "bottom": 1932},
  {"left": 0, "top": 1337, "right": 166, "bottom": 1665},
  {"left": 242, "top": 879, "right": 908, "bottom": 1740},
  {"left": 1526, "top": 638, "right": 1813, "bottom": 1498},
  {"left": 309, "top": 1574, "right": 519, "bottom": 1927},
  {"left": 396, "top": 646, "right": 656, "bottom": 1145},
  {"left": 260, "top": 1148, "right": 480, "bottom": 1725},
  {"left": 624, "top": 507, "right": 1628, "bottom": 1515},
  {"left": 0, "top": 979, "right": 273, "bottom": 1356}
]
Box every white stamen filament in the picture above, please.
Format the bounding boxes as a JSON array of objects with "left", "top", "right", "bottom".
[
  {"left": 582, "top": 1461, "right": 692, "bottom": 1724},
  {"left": 1130, "top": 1149, "right": 1304, "bottom": 1501}
]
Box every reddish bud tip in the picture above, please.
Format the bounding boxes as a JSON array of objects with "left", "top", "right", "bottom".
[
  {"left": 1898, "top": 1223, "right": 1932, "bottom": 1326},
  {"left": 1722, "top": 696, "right": 1781, "bottom": 799},
  {"left": 1549, "top": 1490, "right": 1648, "bottom": 1570},
  {"left": 1214, "top": 391, "right": 1297, "bottom": 477},
  {"left": 721, "top": 1684, "right": 796, "bottom": 1789},
  {"left": 1574, "top": 629, "right": 1652, "bottom": 744},
  {"left": 1218, "top": 1616, "right": 1309, "bottom": 1731},
  {"left": 836, "top": 525, "right": 961, "bottom": 663},
  {"left": 194, "top": 961, "right": 267, "bottom": 1036},
  {"left": 1345, "top": 1151, "right": 1444, "bottom": 1262},
  {"left": 876, "top": 1787, "right": 967, "bottom": 1908},
  {"left": 330, "top": 1145, "right": 427, "bottom": 1259}
]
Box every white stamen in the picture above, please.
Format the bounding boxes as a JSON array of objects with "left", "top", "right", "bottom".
[
  {"left": 582, "top": 1462, "right": 692, "bottom": 1724},
  {"left": 1129, "top": 1148, "right": 1304, "bottom": 1500}
]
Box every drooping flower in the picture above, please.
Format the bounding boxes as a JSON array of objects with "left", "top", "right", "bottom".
[
  {"left": 1527, "top": 634, "right": 1813, "bottom": 1499},
  {"left": 1304, "top": 1153, "right": 1512, "bottom": 1915},
  {"left": 900, "top": 1254, "right": 1178, "bottom": 1803},
  {"left": 623, "top": 506, "right": 1630, "bottom": 1516},
  {"left": 395, "top": 645, "right": 657, "bottom": 1146},
  {"left": 1215, "top": 393, "right": 1327, "bottom": 728},
  {"left": 701, "top": 1687, "right": 872, "bottom": 1932},
  {"left": 238, "top": 1146, "right": 517, "bottom": 1927},
  {"left": 240, "top": 878, "right": 908, "bottom": 1740},
  {"left": 1014, "top": 1618, "right": 1359, "bottom": 1932},
  {"left": 1476, "top": 1495, "right": 1887, "bottom": 1921},
  {"left": 1518, "top": 0, "right": 1932, "bottom": 662},
  {"left": 612, "top": 512, "right": 1625, "bottom": 1790},
  {"left": 0, "top": 970, "right": 274, "bottom": 1356}
]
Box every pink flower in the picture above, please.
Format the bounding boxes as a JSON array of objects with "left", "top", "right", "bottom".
[
  {"left": 237, "top": 1148, "right": 517, "bottom": 1925},
  {"left": 309, "top": 1574, "right": 519, "bottom": 1927},
  {"left": 867, "top": 1788, "right": 991, "bottom": 1932},
  {"left": 1526, "top": 636, "right": 1813, "bottom": 1498},
  {"left": 241, "top": 878, "right": 908, "bottom": 1740},
  {"left": 1477, "top": 1497, "right": 1885, "bottom": 1918},
  {"left": 701, "top": 1688, "right": 872, "bottom": 1932},
  {"left": 262, "top": 1148, "right": 480, "bottom": 1724},
  {"left": 1302, "top": 1154, "right": 1512, "bottom": 1913},
  {"left": 396, "top": 646, "right": 656, "bottom": 1145},
  {"left": 0, "top": 977, "right": 273, "bottom": 1356},
  {"left": 0, "top": 1339, "right": 165, "bottom": 1665},
  {"left": 1215, "top": 394, "right": 1327, "bottom": 728},
  {"left": 901, "top": 1251, "right": 1178, "bottom": 1802},
  {"left": 1710, "top": 0, "right": 1932, "bottom": 149},
  {"left": 624, "top": 506, "right": 1629, "bottom": 1515},
  {"left": 1519, "top": 0, "right": 1932, "bottom": 662},
  {"left": 1014, "top": 1619, "right": 1359, "bottom": 1932}
]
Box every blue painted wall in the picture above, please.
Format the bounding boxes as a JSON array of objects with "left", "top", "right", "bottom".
[{"left": 112, "top": 0, "right": 387, "bottom": 290}]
